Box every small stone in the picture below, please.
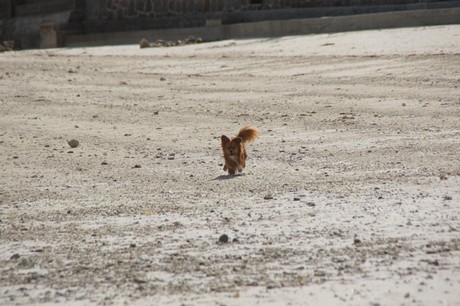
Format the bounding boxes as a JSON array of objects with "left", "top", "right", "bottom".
[
  {"left": 307, "top": 202, "right": 315, "bottom": 207},
  {"left": 133, "top": 164, "right": 142, "bottom": 168},
  {"left": 353, "top": 238, "right": 362, "bottom": 245},
  {"left": 219, "top": 234, "right": 229, "bottom": 243},
  {"left": 67, "top": 139, "right": 79, "bottom": 148},
  {"left": 10, "top": 254, "right": 20, "bottom": 260},
  {"left": 101, "top": 161, "right": 108, "bottom": 165},
  {"left": 314, "top": 270, "right": 326, "bottom": 277},
  {"left": 160, "top": 77, "right": 166, "bottom": 81},
  {"left": 30, "top": 272, "right": 41, "bottom": 280},
  {"left": 293, "top": 197, "right": 300, "bottom": 201},
  {"left": 264, "top": 194, "right": 273, "bottom": 200},
  {"left": 139, "top": 38, "right": 150, "bottom": 49},
  {"left": 133, "top": 278, "right": 147, "bottom": 284},
  {"left": 18, "top": 258, "right": 34, "bottom": 268}
]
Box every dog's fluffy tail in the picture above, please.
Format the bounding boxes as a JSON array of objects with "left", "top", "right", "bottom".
[{"left": 237, "top": 126, "right": 259, "bottom": 143}]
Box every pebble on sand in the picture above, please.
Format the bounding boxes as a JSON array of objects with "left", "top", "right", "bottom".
[
  {"left": 67, "top": 139, "right": 79, "bottom": 148},
  {"left": 219, "top": 234, "right": 229, "bottom": 243}
]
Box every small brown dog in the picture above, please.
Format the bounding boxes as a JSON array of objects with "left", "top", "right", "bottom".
[{"left": 221, "top": 126, "right": 259, "bottom": 175}]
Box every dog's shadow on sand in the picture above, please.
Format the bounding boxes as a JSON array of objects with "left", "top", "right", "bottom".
[{"left": 212, "top": 173, "right": 246, "bottom": 180}]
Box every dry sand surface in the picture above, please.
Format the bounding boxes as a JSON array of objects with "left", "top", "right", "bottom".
[{"left": 1, "top": 25, "right": 460, "bottom": 305}]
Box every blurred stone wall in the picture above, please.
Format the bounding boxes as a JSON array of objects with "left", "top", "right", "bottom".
[
  {"left": 93, "top": 0, "right": 426, "bottom": 20},
  {"left": 0, "top": 0, "right": 12, "bottom": 41},
  {"left": 1, "top": 0, "right": 455, "bottom": 48},
  {"left": 95, "top": 0, "right": 248, "bottom": 19}
]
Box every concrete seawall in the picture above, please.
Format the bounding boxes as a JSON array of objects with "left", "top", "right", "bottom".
[{"left": 65, "top": 7, "right": 460, "bottom": 47}]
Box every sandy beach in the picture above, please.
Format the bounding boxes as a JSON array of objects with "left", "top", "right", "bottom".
[{"left": 1, "top": 25, "right": 459, "bottom": 305}]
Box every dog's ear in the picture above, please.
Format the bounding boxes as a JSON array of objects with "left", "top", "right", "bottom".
[
  {"left": 233, "top": 137, "right": 242, "bottom": 144},
  {"left": 221, "top": 135, "right": 230, "bottom": 146}
]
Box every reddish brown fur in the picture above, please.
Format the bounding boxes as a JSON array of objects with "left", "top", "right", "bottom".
[{"left": 221, "top": 126, "right": 259, "bottom": 175}]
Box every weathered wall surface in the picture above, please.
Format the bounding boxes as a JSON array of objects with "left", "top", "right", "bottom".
[
  {"left": 92, "top": 0, "right": 427, "bottom": 20},
  {"left": 92, "top": 0, "right": 252, "bottom": 20},
  {"left": 0, "top": 0, "right": 11, "bottom": 41},
  {"left": 1, "top": 0, "right": 459, "bottom": 48},
  {"left": 66, "top": 7, "right": 460, "bottom": 47}
]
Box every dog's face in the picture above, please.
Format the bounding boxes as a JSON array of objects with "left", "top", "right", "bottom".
[{"left": 221, "top": 136, "right": 242, "bottom": 159}]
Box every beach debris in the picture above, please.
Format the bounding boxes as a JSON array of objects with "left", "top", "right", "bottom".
[
  {"left": 139, "top": 36, "right": 203, "bottom": 49},
  {"left": 0, "top": 41, "right": 14, "bottom": 52}
]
